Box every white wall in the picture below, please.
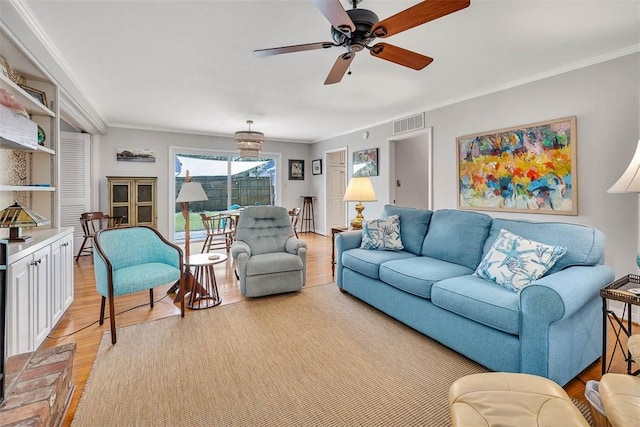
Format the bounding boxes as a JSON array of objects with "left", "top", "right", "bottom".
[
  {"left": 312, "top": 53, "right": 640, "bottom": 278},
  {"left": 96, "top": 127, "right": 312, "bottom": 237}
]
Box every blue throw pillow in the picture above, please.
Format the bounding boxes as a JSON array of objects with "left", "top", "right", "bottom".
[
  {"left": 474, "top": 229, "right": 567, "bottom": 293},
  {"left": 360, "top": 215, "right": 404, "bottom": 251}
]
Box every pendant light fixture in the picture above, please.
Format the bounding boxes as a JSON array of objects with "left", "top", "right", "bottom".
[{"left": 235, "top": 120, "right": 264, "bottom": 158}]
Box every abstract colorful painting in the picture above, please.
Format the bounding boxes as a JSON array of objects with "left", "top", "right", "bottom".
[{"left": 457, "top": 116, "right": 577, "bottom": 215}]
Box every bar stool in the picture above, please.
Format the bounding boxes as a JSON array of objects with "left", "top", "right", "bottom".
[{"left": 300, "top": 196, "right": 316, "bottom": 233}]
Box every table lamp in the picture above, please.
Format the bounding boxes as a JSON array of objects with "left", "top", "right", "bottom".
[
  {"left": 343, "top": 176, "right": 377, "bottom": 229},
  {"left": 608, "top": 139, "right": 640, "bottom": 267},
  {"left": 0, "top": 202, "right": 50, "bottom": 242}
]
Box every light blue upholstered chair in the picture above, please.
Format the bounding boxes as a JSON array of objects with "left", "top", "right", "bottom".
[
  {"left": 231, "top": 206, "right": 307, "bottom": 297},
  {"left": 93, "top": 226, "right": 184, "bottom": 344}
]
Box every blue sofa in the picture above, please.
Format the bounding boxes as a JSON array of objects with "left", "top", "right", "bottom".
[{"left": 335, "top": 206, "right": 614, "bottom": 386}]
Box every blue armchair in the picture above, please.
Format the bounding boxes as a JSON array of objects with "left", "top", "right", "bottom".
[
  {"left": 93, "top": 226, "right": 184, "bottom": 344},
  {"left": 231, "top": 206, "right": 307, "bottom": 297}
]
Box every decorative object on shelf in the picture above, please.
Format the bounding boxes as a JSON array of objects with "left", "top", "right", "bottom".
[
  {"left": 235, "top": 120, "right": 264, "bottom": 158},
  {"left": 37, "top": 125, "right": 45, "bottom": 146},
  {"left": 116, "top": 147, "right": 155, "bottom": 162},
  {"left": 289, "top": 159, "right": 304, "bottom": 180},
  {"left": 607, "top": 139, "right": 640, "bottom": 268},
  {"left": 8, "top": 68, "right": 25, "bottom": 86},
  {"left": 312, "top": 159, "right": 322, "bottom": 175},
  {"left": 18, "top": 85, "right": 47, "bottom": 106},
  {"left": 353, "top": 148, "right": 379, "bottom": 177},
  {"left": 457, "top": 116, "right": 577, "bottom": 215},
  {"left": 0, "top": 202, "right": 50, "bottom": 242},
  {"left": 0, "top": 55, "right": 9, "bottom": 78},
  {"left": 343, "top": 176, "right": 377, "bottom": 229}
]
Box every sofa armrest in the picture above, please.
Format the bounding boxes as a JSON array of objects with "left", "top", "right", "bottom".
[
  {"left": 285, "top": 237, "right": 307, "bottom": 254},
  {"left": 231, "top": 241, "right": 251, "bottom": 259},
  {"left": 286, "top": 237, "right": 307, "bottom": 286},
  {"left": 336, "top": 231, "right": 362, "bottom": 287},
  {"left": 519, "top": 264, "right": 614, "bottom": 381},
  {"left": 521, "top": 265, "right": 614, "bottom": 322}
]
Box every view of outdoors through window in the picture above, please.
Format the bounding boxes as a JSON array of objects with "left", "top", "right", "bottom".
[{"left": 174, "top": 153, "right": 276, "bottom": 242}]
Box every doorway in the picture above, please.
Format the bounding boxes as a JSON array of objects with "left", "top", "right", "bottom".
[
  {"left": 389, "top": 128, "right": 433, "bottom": 209},
  {"left": 324, "top": 147, "right": 348, "bottom": 232}
]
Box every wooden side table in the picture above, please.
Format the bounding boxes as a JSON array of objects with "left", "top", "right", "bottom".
[
  {"left": 185, "top": 253, "right": 227, "bottom": 309},
  {"left": 601, "top": 274, "right": 640, "bottom": 375},
  {"left": 331, "top": 226, "right": 349, "bottom": 278}
]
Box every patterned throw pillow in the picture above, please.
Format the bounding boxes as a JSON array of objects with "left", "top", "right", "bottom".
[
  {"left": 474, "top": 229, "right": 567, "bottom": 293},
  {"left": 360, "top": 215, "right": 404, "bottom": 251}
]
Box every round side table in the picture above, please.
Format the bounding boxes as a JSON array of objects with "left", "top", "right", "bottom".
[{"left": 185, "top": 253, "right": 227, "bottom": 309}]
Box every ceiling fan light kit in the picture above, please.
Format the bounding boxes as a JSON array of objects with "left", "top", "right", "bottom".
[
  {"left": 235, "top": 120, "right": 264, "bottom": 158},
  {"left": 254, "top": 0, "right": 470, "bottom": 84}
]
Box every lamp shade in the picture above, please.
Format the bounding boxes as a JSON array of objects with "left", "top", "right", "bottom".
[
  {"left": 0, "top": 202, "right": 50, "bottom": 241},
  {"left": 176, "top": 182, "right": 208, "bottom": 203},
  {"left": 343, "top": 177, "right": 378, "bottom": 202},
  {"left": 608, "top": 140, "right": 640, "bottom": 193}
]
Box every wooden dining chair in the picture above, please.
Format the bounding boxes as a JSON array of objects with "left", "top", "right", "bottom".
[
  {"left": 200, "top": 213, "right": 235, "bottom": 253},
  {"left": 76, "top": 212, "right": 112, "bottom": 262}
]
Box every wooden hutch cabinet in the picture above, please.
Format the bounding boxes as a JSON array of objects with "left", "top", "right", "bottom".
[{"left": 107, "top": 177, "right": 157, "bottom": 227}]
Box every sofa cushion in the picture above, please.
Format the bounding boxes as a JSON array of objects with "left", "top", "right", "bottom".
[
  {"left": 380, "top": 257, "right": 473, "bottom": 299},
  {"left": 483, "top": 219, "right": 605, "bottom": 274},
  {"left": 382, "top": 205, "right": 432, "bottom": 255},
  {"left": 361, "top": 215, "right": 404, "bottom": 251},
  {"left": 421, "top": 209, "right": 492, "bottom": 270},
  {"left": 474, "top": 229, "right": 567, "bottom": 293},
  {"left": 342, "top": 248, "right": 416, "bottom": 280},
  {"left": 431, "top": 275, "right": 521, "bottom": 335}
]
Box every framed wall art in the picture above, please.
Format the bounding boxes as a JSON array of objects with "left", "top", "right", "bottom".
[
  {"left": 289, "top": 159, "right": 304, "bottom": 180},
  {"left": 353, "top": 148, "right": 378, "bottom": 177},
  {"left": 312, "top": 159, "right": 322, "bottom": 175},
  {"left": 457, "top": 116, "right": 577, "bottom": 215},
  {"left": 117, "top": 148, "right": 156, "bottom": 162}
]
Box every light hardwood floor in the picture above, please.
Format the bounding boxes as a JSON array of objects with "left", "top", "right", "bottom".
[{"left": 43, "top": 232, "right": 628, "bottom": 426}]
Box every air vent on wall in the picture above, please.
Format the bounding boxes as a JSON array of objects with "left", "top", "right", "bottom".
[{"left": 392, "top": 113, "right": 425, "bottom": 135}]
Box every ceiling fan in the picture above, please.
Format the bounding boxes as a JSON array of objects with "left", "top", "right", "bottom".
[{"left": 254, "top": 0, "right": 470, "bottom": 85}]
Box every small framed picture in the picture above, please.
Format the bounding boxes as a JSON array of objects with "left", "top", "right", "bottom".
[
  {"left": 312, "top": 159, "right": 322, "bottom": 175},
  {"left": 289, "top": 159, "right": 304, "bottom": 180},
  {"left": 19, "top": 85, "right": 47, "bottom": 106}
]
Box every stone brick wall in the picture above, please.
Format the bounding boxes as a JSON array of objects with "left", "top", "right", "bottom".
[{"left": 1, "top": 343, "right": 75, "bottom": 427}]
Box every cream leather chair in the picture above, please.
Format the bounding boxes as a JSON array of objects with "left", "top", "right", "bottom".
[
  {"left": 449, "top": 372, "right": 589, "bottom": 427},
  {"left": 599, "top": 334, "right": 640, "bottom": 427}
]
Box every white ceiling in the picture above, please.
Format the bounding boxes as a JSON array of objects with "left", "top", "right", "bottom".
[{"left": 22, "top": 0, "right": 640, "bottom": 142}]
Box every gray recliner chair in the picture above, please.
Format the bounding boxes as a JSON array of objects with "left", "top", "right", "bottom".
[{"left": 231, "top": 206, "right": 307, "bottom": 297}]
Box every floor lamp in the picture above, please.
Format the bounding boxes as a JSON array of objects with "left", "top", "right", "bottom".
[
  {"left": 608, "top": 139, "right": 640, "bottom": 267},
  {"left": 172, "top": 172, "right": 208, "bottom": 301},
  {"left": 343, "top": 176, "right": 378, "bottom": 229}
]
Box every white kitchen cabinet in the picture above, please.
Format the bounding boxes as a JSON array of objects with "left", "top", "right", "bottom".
[
  {"left": 6, "top": 228, "right": 73, "bottom": 357},
  {"left": 51, "top": 232, "right": 73, "bottom": 326}
]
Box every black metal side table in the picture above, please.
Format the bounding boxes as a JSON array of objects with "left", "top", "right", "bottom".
[{"left": 601, "top": 274, "right": 640, "bottom": 375}]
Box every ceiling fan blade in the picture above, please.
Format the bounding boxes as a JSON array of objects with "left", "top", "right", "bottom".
[
  {"left": 371, "top": 0, "right": 470, "bottom": 38},
  {"left": 314, "top": 0, "right": 355, "bottom": 35},
  {"left": 324, "top": 52, "right": 355, "bottom": 85},
  {"left": 254, "top": 41, "right": 335, "bottom": 57},
  {"left": 369, "top": 43, "right": 433, "bottom": 70}
]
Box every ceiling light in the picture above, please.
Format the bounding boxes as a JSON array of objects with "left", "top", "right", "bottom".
[{"left": 235, "top": 120, "right": 264, "bottom": 158}]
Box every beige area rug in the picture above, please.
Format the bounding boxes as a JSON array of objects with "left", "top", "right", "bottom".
[{"left": 72, "top": 284, "right": 590, "bottom": 426}]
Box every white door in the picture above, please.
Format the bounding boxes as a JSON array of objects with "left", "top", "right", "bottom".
[
  {"left": 327, "top": 150, "right": 347, "bottom": 228},
  {"left": 391, "top": 130, "right": 432, "bottom": 209},
  {"left": 59, "top": 131, "right": 91, "bottom": 251}
]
